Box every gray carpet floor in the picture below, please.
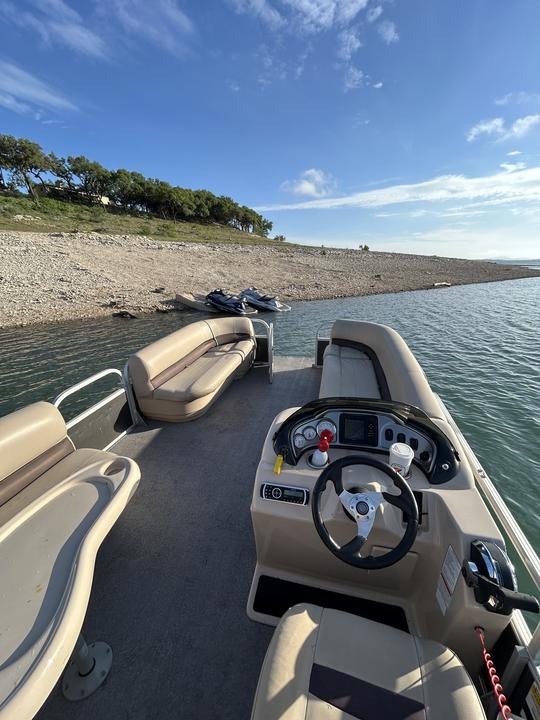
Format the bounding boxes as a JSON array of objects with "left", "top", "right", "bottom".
[{"left": 38, "top": 358, "right": 321, "bottom": 720}]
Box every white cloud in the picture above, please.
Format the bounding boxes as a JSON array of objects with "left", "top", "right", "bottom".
[
  {"left": 507, "top": 150, "right": 522, "bottom": 156},
  {"left": 228, "top": 0, "right": 284, "bottom": 29},
  {"left": 466, "top": 115, "right": 540, "bottom": 142},
  {"left": 258, "top": 165, "right": 540, "bottom": 212},
  {"left": 337, "top": 27, "right": 361, "bottom": 61},
  {"left": 510, "top": 115, "right": 540, "bottom": 138},
  {"left": 366, "top": 5, "right": 382, "bottom": 22},
  {"left": 227, "top": 79, "right": 240, "bottom": 92},
  {"left": 0, "top": 60, "right": 76, "bottom": 114},
  {"left": 99, "top": 0, "right": 194, "bottom": 55},
  {"left": 466, "top": 118, "right": 505, "bottom": 142},
  {"left": 494, "top": 93, "right": 512, "bottom": 106},
  {"left": 373, "top": 81, "right": 383, "bottom": 89},
  {"left": 230, "top": 0, "right": 369, "bottom": 33},
  {"left": 281, "top": 168, "right": 337, "bottom": 197},
  {"left": 500, "top": 162, "right": 526, "bottom": 173},
  {"left": 377, "top": 20, "right": 398, "bottom": 44},
  {"left": 495, "top": 91, "right": 540, "bottom": 106},
  {"left": 0, "top": 0, "right": 107, "bottom": 58},
  {"left": 343, "top": 65, "right": 365, "bottom": 91}
]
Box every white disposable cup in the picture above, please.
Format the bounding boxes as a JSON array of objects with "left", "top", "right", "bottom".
[{"left": 389, "top": 442, "right": 414, "bottom": 477}]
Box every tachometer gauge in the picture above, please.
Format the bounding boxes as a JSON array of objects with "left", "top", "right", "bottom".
[
  {"left": 293, "top": 433, "right": 307, "bottom": 449},
  {"left": 316, "top": 419, "right": 337, "bottom": 438},
  {"left": 303, "top": 426, "right": 317, "bottom": 441}
]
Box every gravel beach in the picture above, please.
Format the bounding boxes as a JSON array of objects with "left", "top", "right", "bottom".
[{"left": 1, "top": 231, "right": 538, "bottom": 328}]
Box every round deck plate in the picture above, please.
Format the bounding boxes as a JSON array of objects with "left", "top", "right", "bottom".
[{"left": 62, "top": 642, "right": 113, "bottom": 701}]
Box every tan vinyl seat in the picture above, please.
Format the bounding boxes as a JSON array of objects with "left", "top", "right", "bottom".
[
  {"left": 319, "top": 320, "right": 443, "bottom": 419},
  {"left": 128, "top": 318, "right": 256, "bottom": 422},
  {"left": 251, "top": 604, "right": 486, "bottom": 720},
  {"left": 0, "top": 401, "right": 140, "bottom": 719}
]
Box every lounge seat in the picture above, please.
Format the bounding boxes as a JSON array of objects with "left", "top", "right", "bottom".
[
  {"left": 0, "top": 401, "right": 140, "bottom": 719},
  {"left": 251, "top": 603, "right": 486, "bottom": 720},
  {"left": 319, "top": 320, "right": 443, "bottom": 418},
  {"left": 128, "top": 318, "right": 256, "bottom": 422}
]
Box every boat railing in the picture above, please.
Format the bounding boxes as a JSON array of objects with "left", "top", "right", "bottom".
[
  {"left": 252, "top": 318, "right": 274, "bottom": 383},
  {"left": 54, "top": 367, "right": 141, "bottom": 451},
  {"left": 437, "top": 395, "right": 540, "bottom": 660}
]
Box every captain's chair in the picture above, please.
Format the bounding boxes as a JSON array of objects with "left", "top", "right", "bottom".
[{"left": 251, "top": 604, "right": 486, "bottom": 719}]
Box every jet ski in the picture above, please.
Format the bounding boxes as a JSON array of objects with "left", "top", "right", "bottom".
[
  {"left": 239, "top": 287, "right": 291, "bottom": 312},
  {"left": 205, "top": 289, "right": 258, "bottom": 316}
]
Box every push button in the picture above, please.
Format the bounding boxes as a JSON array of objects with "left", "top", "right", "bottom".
[
  {"left": 384, "top": 429, "right": 393, "bottom": 441},
  {"left": 397, "top": 432, "right": 406, "bottom": 443},
  {"left": 409, "top": 438, "right": 419, "bottom": 451},
  {"left": 271, "top": 487, "right": 283, "bottom": 500}
]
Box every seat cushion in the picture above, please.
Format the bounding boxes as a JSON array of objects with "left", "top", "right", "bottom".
[
  {"left": 320, "top": 344, "right": 381, "bottom": 399},
  {"left": 153, "top": 339, "right": 254, "bottom": 403},
  {"left": 251, "top": 604, "right": 485, "bottom": 720}
]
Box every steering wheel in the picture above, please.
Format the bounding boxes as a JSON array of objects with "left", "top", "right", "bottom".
[{"left": 311, "top": 455, "right": 419, "bottom": 570}]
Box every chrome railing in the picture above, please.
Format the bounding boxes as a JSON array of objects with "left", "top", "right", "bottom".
[
  {"left": 251, "top": 318, "right": 274, "bottom": 383},
  {"left": 54, "top": 368, "right": 142, "bottom": 450}
]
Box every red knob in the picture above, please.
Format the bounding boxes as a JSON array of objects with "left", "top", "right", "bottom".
[
  {"left": 320, "top": 429, "right": 334, "bottom": 443},
  {"left": 318, "top": 438, "right": 330, "bottom": 452}
]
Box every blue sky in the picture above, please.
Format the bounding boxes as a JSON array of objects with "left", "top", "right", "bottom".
[{"left": 1, "top": 0, "right": 540, "bottom": 258}]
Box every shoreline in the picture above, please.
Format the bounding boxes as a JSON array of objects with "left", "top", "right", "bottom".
[{"left": 1, "top": 230, "right": 539, "bottom": 329}]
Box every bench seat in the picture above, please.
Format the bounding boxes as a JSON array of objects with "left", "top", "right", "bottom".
[
  {"left": 319, "top": 320, "right": 443, "bottom": 418},
  {"left": 0, "top": 402, "right": 140, "bottom": 719},
  {"left": 128, "top": 318, "right": 256, "bottom": 422},
  {"left": 319, "top": 343, "right": 380, "bottom": 399}
]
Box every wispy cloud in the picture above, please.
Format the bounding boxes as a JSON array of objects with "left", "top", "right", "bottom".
[
  {"left": 507, "top": 150, "right": 522, "bottom": 156},
  {"left": 230, "top": 0, "right": 373, "bottom": 34},
  {"left": 0, "top": 0, "right": 107, "bottom": 58},
  {"left": 281, "top": 168, "right": 337, "bottom": 197},
  {"left": 258, "top": 165, "right": 540, "bottom": 212},
  {"left": 0, "top": 60, "right": 77, "bottom": 114},
  {"left": 377, "top": 20, "right": 398, "bottom": 44},
  {"left": 98, "top": 0, "right": 194, "bottom": 55},
  {"left": 500, "top": 161, "right": 526, "bottom": 173},
  {"left": 227, "top": 79, "right": 240, "bottom": 92},
  {"left": 337, "top": 27, "right": 361, "bottom": 61},
  {"left": 343, "top": 65, "right": 365, "bottom": 91},
  {"left": 373, "top": 81, "right": 383, "bottom": 89},
  {"left": 466, "top": 115, "right": 540, "bottom": 142},
  {"left": 366, "top": 5, "right": 382, "bottom": 22},
  {"left": 495, "top": 91, "right": 540, "bottom": 106}
]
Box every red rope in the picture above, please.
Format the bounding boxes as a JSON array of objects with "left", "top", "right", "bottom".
[{"left": 475, "top": 627, "right": 512, "bottom": 719}]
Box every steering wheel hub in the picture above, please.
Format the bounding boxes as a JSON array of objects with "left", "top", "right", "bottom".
[{"left": 311, "top": 455, "right": 419, "bottom": 570}]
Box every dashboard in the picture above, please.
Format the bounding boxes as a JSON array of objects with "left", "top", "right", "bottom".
[
  {"left": 272, "top": 398, "right": 460, "bottom": 485},
  {"left": 291, "top": 410, "right": 434, "bottom": 468}
]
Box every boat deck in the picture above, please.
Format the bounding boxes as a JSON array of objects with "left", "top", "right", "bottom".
[{"left": 38, "top": 357, "right": 321, "bottom": 720}]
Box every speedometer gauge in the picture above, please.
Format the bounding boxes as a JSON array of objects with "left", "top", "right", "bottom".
[
  {"left": 316, "top": 419, "right": 337, "bottom": 437},
  {"left": 293, "top": 433, "right": 307, "bottom": 449},
  {"left": 303, "top": 426, "right": 317, "bottom": 441}
]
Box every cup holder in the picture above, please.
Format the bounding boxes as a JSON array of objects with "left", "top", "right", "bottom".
[{"left": 103, "top": 460, "right": 126, "bottom": 477}]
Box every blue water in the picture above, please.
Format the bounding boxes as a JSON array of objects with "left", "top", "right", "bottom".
[{"left": 1, "top": 276, "right": 539, "bottom": 561}]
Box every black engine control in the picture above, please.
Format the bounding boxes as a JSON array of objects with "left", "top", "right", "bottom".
[{"left": 462, "top": 540, "right": 539, "bottom": 616}]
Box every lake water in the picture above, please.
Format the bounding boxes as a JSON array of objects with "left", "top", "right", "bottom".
[{"left": 1, "top": 276, "right": 539, "bottom": 576}]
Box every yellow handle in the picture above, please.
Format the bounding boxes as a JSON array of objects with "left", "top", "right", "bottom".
[{"left": 273, "top": 453, "right": 283, "bottom": 475}]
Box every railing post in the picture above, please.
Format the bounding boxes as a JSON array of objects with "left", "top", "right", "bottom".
[{"left": 62, "top": 633, "right": 113, "bottom": 701}]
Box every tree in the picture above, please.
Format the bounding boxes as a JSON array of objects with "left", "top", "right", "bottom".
[
  {"left": 0, "top": 134, "right": 50, "bottom": 198},
  {"left": 68, "top": 156, "right": 112, "bottom": 201},
  {"left": 274, "top": 234, "right": 286, "bottom": 242}
]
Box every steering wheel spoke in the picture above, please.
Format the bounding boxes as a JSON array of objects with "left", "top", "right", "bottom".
[{"left": 312, "top": 455, "right": 419, "bottom": 570}]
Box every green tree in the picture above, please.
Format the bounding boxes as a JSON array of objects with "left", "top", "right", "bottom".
[
  {"left": 0, "top": 134, "right": 51, "bottom": 198},
  {"left": 68, "top": 156, "right": 112, "bottom": 201}
]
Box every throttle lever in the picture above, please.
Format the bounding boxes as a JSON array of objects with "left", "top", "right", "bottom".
[{"left": 463, "top": 561, "right": 539, "bottom": 615}]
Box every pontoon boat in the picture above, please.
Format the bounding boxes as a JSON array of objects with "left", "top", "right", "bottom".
[{"left": 0, "top": 318, "right": 539, "bottom": 720}]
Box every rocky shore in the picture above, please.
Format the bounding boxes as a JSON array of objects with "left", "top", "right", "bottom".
[{"left": 0, "top": 231, "right": 538, "bottom": 328}]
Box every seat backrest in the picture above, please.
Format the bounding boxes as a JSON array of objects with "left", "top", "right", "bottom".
[
  {"left": 329, "top": 320, "right": 442, "bottom": 418},
  {"left": 128, "top": 318, "right": 255, "bottom": 397},
  {"left": 0, "top": 401, "right": 74, "bottom": 507}
]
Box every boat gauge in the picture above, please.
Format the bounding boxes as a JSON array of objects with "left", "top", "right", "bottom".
[
  {"left": 316, "top": 419, "right": 337, "bottom": 438},
  {"left": 303, "top": 426, "right": 317, "bottom": 441},
  {"left": 293, "top": 433, "right": 308, "bottom": 449}
]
